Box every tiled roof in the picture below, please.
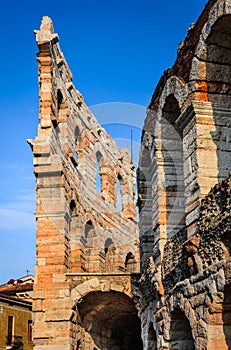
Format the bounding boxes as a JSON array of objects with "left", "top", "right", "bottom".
[{"left": 0, "top": 282, "right": 33, "bottom": 295}]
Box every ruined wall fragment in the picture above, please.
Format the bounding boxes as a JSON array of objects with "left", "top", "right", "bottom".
[{"left": 30, "top": 16, "right": 139, "bottom": 349}]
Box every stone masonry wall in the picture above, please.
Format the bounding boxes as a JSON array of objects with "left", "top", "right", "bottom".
[
  {"left": 138, "top": 0, "right": 231, "bottom": 349},
  {"left": 138, "top": 175, "right": 231, "bottom": 349},
  {"left": 30, "top": 16, "right": 139, "bottom": 350},
  {"left": 29, "top": 1, "right": 231, "bottom": 349}
]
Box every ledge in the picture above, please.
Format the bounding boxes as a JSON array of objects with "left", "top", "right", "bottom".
[{"left": 66, "top": 272, "right": 140, "bottom": 277}]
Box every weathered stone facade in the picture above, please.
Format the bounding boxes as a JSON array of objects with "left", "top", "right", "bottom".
[
  {"left": 30, "top": 0, "right": 231, "bottom": 349},
  {"left": 29, "top": 17, "right": 140, "bottom": 350},
  {"left": 138, "top": 0, "right": 231, "bottom": 349}
]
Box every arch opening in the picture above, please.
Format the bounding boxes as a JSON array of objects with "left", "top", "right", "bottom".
[
  {"left": 160, "top": 95, "right": 186, "bottom": 239},
  {"left": 223, "top": 284, "right": 231, "bottom": 349},
  {"left": 68, "top": 200, "right": 77, "bottom": 271},
  {"left": 169, "top": 308, "right": 195, "bottom": 349},
  {"left": 57, "top": 89, "right": 63, "bottom": 110},
  {"left": 105, "top": 238, "right": 117, "bottom": 272},
  {"left": 205, "top": 14, "right": 231, "bottom": 181},
  {"left": 137, "top": 162, "right": 154, "bottom": 272},
  {"left": 147, "top": 322, "right": 157, "bottom": 350},
  {"left": 96, "top": 151, "right": 103, "bottom": 194},
  {"left": 76, "top": 291, "right": 142, "bottom": 350},
  {"left": 69, "top": 201, "right": 86, "bottom": 273},
  {"left": 56, "top": 88, "right": 66, "bottom": 127},
  {"left": 74, "top": 126, "right": 80, "bottom": 164},
  {"left": 85, "top": 220, "right": 96, "bottom": 240},
  {"left": 221, "top": 231, "right": 231, "bottom": 259},
  {"left": 206, "top": 15, "right": 231, "bottom": 87},
  {"left": 125, "top": 252, "right": 137, "bottom": 272},
  {"left": 104, "top": 238, "right": 114, "bottom": 255},
  {"left": 116, "top": 174, "right": 123, "bottom": 212},
  {"left": 84, "top": 220, "right": 101, "bottom": 273}
]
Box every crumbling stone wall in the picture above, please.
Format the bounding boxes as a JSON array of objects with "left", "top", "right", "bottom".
[
  {"left": 138, "top": 0, "right": 231, "bottom": 349},
  {"left": 30, "top": 1, "right": 231, "bottom": 349},
  {"left": 139, "top": 177, "right": 231, "bottom": 350},
  {"left": 30, "top": 16, "right": 140, "bottom": 350}
]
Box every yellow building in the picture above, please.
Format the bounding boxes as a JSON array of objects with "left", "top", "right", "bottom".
[
  {"left": 0, "top": 277, "right": 33, "bottom": 350},
  {"left": 0, "top": 293, "right": 33, "bottom": 350}
]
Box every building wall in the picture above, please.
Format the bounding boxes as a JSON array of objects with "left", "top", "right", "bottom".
[
  {"left": 137, "top": 0, "right": 231, "bottom": 349},
  {"left": 30, "top": 16, "right": 140, "bottom": 350},
  {"left": 0, "top": 296, "right": 33, "bottom": 350}
]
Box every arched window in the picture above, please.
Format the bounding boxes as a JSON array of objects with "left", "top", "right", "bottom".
[
  {"left": 116, "top": 174, "right": 123, "bottom": 211},
  {"left": 125, "top": 252, "right": 137, "bottom": 272},
  {"left": 84, "top": 220, "right": 99, "bottom": 272},
  {"left": 56, "top": 89, "right": 64, "bottom": 126},
  {"left": 147, "top": 322, "right": 157, "bottom": 350},
  {"left": 69, "top": 200, "right": 77, "bottom": 231},
  {"left": 105, "top": 238, "right": 117, "bottom": 272},
  {"left": 74, "top": 126, "right": 80, "bottom": 164},
  {"left": 67, "top": 200, "right": 77, "bottom": 271},
  {"left": 205, "top": 15, "right": 231, "bottom": 180},
  {"left": 85, "top": 220, "right": 96, "bottom": 241},
  {"left": 104, "top": 238, "right": 114, "bottom": 255},
  {"left": 96, "top": 151, "right": 103, "bottom": 194},
  {"left": 69, "top": 200, "right": 83, "bottom": 272},
  {"left": 160, "top": 94, "right": 186, "bottom": 238},
  {"left": 57, "top": 89, "right": 63, "bottom": 110}
]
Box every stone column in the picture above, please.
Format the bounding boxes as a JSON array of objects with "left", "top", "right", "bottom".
[{"left": 182, "top": 101, "right": 231, "bottom": 236}]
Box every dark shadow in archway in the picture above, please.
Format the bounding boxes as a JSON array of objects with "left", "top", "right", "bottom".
[
  {"left": 125, "top": 252, "right": 137, "bottom": 272},
  {"left": 169, "top": 308, "right": 195, "bottom": 349},
  {"left": 147, "top": 322, "right": 157, "bottom": 350},
  {"left": 161, "top": 95, "right": 186, "bottom": 239},
  {"left": 223, "top": 284, "right": 231, "bottom": 349},
  {"left": 77, "top": 291, "right": 142, "bottom": 350},
  {"left": 206, "top": 15, "right": 231, "bottom": 182}
]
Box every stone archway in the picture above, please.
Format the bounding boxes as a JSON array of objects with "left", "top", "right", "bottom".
[
  {"left": 147, "top": 322, "right": 157, "bottom": 350},
  {"left": 169, "top": 308, "right": 195, "bottom": 350},
  {"left": 75, "top": 291, "right": 142, "bottom": 350},
  {"left": 159, "top": 93, "right": 186, "bottom": 239}
]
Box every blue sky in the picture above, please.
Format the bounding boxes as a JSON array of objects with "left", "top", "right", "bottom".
[{"left": 0, "top": 0, "right": 208, "bottom": 284}]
